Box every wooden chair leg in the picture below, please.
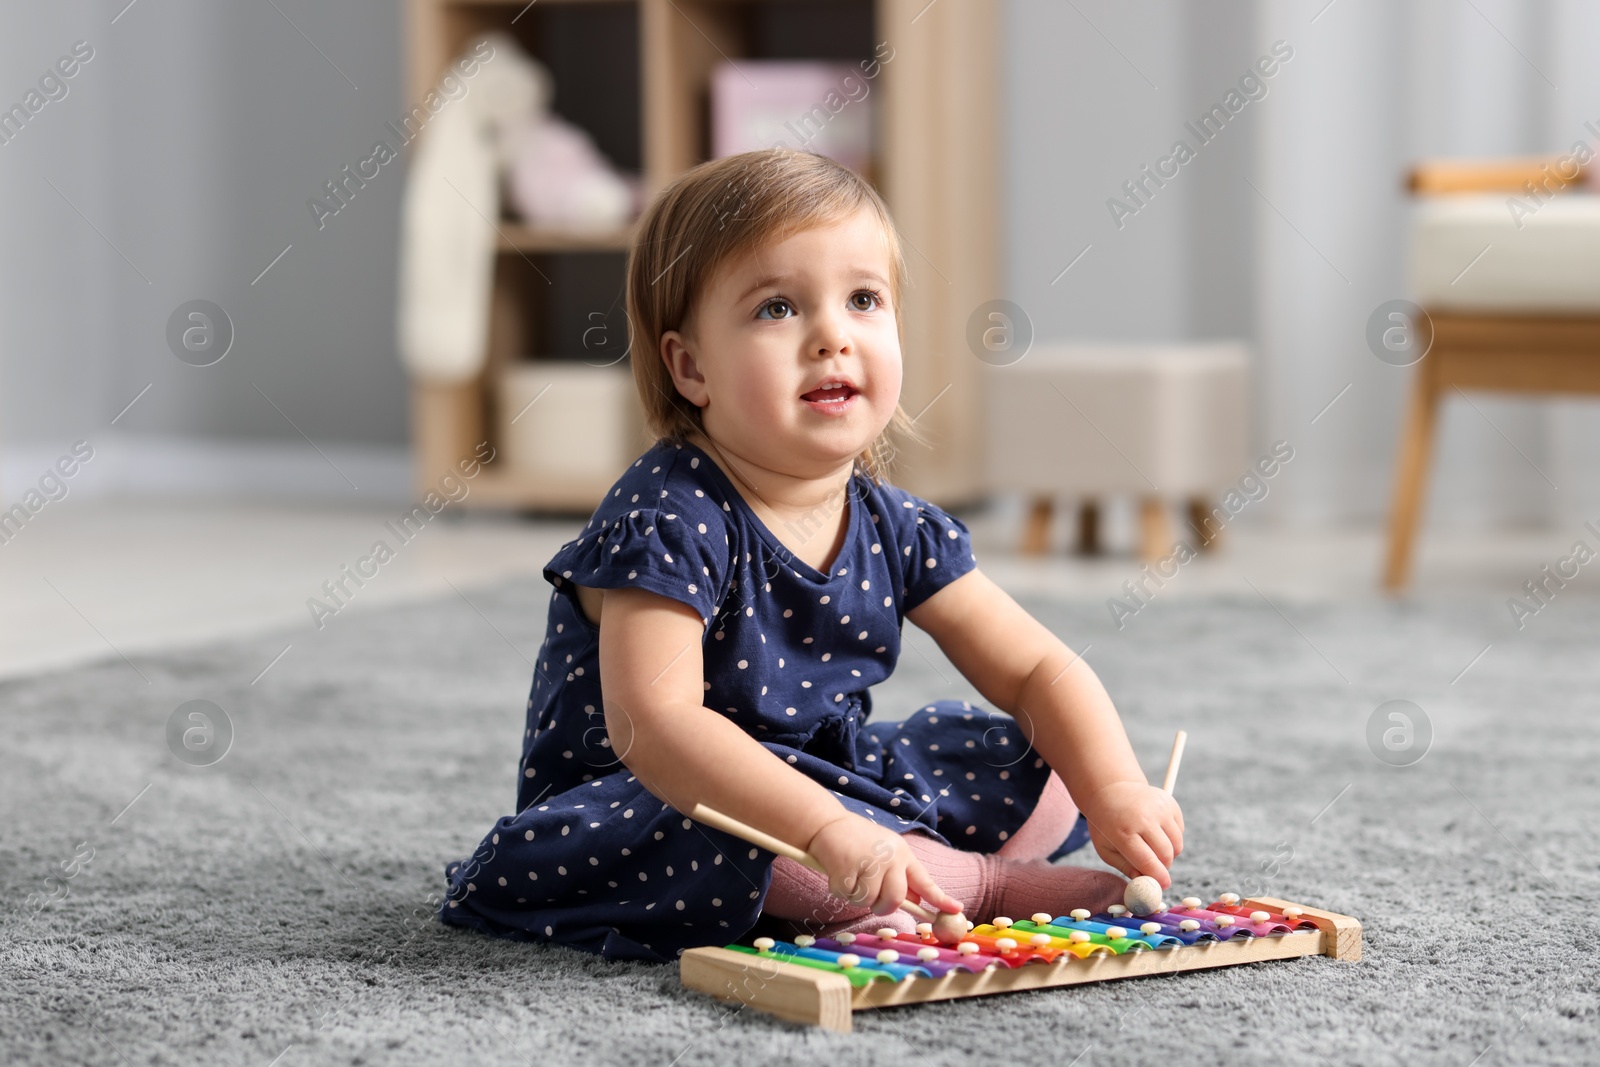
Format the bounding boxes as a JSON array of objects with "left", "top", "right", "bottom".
[
  {"left": 1021, "top": 496, "right": 1053, "bottom": 556},
  {"left": 1076, "top": 499, "right": 1101, "bottom": 555},
  {"left": 1138, "top": 498, "right": 1169, "bottom": 563},
  {"left": 1382, "top": 363, "right": 1441, "bottom": 592},
  {"left": 1187, "top": 499, "right": 1220, "bottom": 551}
]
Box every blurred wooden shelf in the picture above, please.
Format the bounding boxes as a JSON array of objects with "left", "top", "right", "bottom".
[
  {"left": 405, "top": 0, "right": 999, "bottom": 512},
  {"left": 496, "top": 223, "right": 635, "bottom": 253}
]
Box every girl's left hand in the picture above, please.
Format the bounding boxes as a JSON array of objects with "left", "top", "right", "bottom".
[{"left": 1081, "top": 781, "right": 1184, "bottom": 888}]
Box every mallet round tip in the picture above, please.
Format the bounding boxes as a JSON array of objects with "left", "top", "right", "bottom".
[
  {"left": 931, "top": 910, "right": 969, "bottom": 946},
  {"left": 1124, "top": 875, "right": 1164, "bottom": 917}
]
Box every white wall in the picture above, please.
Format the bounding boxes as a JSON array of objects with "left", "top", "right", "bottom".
[{"left": 0, "top": 0, "right": 410, "bottom": 501}]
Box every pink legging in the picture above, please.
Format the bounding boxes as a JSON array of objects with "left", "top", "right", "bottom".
[{"left": 761, "top": 771, "right": 1125, "bottom": 937}]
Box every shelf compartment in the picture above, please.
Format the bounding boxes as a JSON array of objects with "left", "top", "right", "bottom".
[{"left": 496, "top": 224, "right": 635, "bottom": 253}]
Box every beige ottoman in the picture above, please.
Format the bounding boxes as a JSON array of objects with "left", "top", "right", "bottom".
[{"left": 985, "top": 342, "right": 1251, "bottom": 560}]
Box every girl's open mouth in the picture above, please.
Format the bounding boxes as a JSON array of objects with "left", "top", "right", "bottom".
[{"left": 800, "top": 381, "right": 859, "bottom": 413}]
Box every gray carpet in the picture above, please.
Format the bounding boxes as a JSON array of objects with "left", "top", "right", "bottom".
[{"left": 5, "top": 576, "right": 1598, "bottom": 1066}]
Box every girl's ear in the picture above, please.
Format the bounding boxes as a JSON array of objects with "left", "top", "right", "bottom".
[{"left": 660, "top": 330, "right": 709, "bottom": 408}]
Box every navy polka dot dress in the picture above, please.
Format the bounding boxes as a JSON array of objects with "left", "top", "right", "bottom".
[{"left": 438, "top": 438, "right": 1077, "bottom": 963}]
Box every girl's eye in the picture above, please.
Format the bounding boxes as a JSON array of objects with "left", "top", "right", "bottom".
[
  {"left": 850, "top": 290, "right": 883, "bottom": 312},
  {"left": 756, "top": 299, "right": 793, "bottom": 320}
]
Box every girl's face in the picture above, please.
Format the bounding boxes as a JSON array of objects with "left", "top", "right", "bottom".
[{"left": 660, "top": 206, "right": 902, "bottom": 477}]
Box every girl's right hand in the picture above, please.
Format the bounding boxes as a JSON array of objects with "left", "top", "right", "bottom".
[{"left": 804, "top": 813, "right": 964, "bottom": 919}]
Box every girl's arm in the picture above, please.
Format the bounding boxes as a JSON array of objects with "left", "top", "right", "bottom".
[
  {"left": 906, "top": 568, "right": 1184, "bottom": 885},
  {"left": 596, "top": 585, "right": 965, "bottom": 917},
  {"left": 596, "top": 586, "right": 847, "bottom": 852}
]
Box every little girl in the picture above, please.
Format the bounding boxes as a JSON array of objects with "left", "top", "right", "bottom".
[{"left": 439, "top": 148, "right": 1183, "bottom": 963}]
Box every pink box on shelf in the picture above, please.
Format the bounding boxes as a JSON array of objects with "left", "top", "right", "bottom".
[{"left": 710, "top": 60, "right": 875, "bottom": 174}]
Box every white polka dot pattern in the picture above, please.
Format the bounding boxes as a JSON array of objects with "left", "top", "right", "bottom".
[{"left": 442, "top": 439, "right": 1014, "bottom": 968}]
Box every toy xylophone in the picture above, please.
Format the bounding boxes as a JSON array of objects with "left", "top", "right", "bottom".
[{"left": 679, "top": 894, "right": 1361, "bottom": 1032}]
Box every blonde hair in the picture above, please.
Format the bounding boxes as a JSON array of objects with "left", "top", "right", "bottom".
[{"left": 625, "top": 148, "right": 924, "bottom": 484}]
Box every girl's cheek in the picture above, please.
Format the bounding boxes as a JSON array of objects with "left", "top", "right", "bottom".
[
  {"left": 876, "top": 359, "right": 904, "bottom": 405},
  {"left": 870, "top": 335, "right": 903, "bottom": 380},
  {"left": 736, "top": 367, "right": 785, "bottom": 412}
]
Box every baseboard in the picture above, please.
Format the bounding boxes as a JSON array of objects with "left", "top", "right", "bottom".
[{"left": 1, "top": 434, "right": 413, "bottom": 505}]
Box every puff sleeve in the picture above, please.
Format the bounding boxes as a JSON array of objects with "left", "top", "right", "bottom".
[
  {"left": 543, "top": 506, "right": 731, "bottom": 628},
  {"left": 882, "top": 489, "right": 978, "bottom": 613}
]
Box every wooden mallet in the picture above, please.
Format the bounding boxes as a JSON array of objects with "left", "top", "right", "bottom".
[
  {"left": 1122, "top": 728, "right": 1187, "bottom": 917},
  {"left": 687, "top": 802, "right": 972, "bottom": 945}
]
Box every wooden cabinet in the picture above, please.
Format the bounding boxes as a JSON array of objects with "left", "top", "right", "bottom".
[{"left": 405, "top": 0, "right": 998, "bottom": 510}]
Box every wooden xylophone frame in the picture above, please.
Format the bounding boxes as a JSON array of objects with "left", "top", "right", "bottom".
[{"left": 678, "top": 897, "right": 1361, "bottom": 1032}]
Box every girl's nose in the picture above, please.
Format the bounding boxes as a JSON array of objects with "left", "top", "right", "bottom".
[{"left": 811, "top": 310, "right": 851, "bottom": 356}]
